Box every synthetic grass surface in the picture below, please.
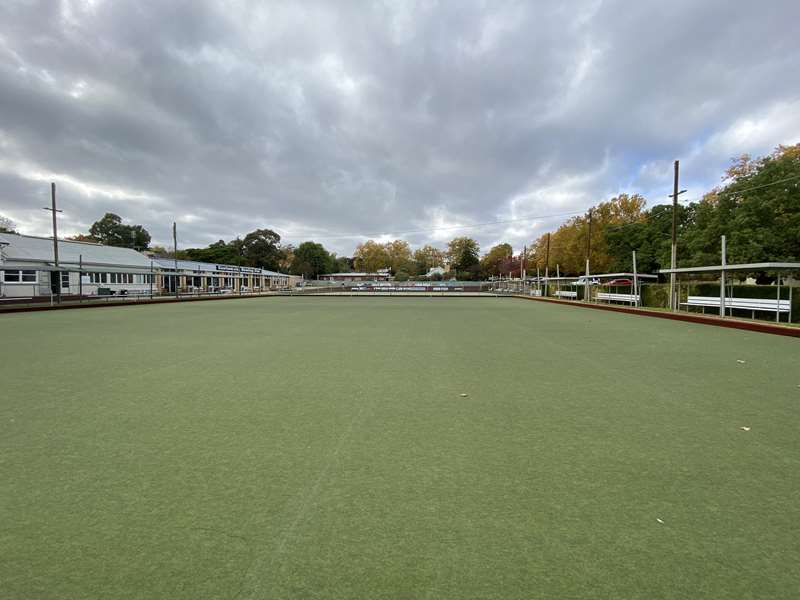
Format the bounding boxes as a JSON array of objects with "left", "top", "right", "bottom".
[{"left": 1, "top": 297, "right": 799, "bottom": 599}]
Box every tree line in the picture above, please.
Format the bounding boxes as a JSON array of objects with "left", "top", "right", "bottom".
[
  {"left": 527, "top": 144, "right": 799, "bottom": 277},
  {"left": 11, "top": 143, "right": 795, "bottom": 280}
]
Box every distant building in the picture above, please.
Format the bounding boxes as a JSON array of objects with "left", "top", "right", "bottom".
[
  {"left": 320, "top": 269, "right": 392, "bottom": 282},
  {"left": 425, "top": 267, "right": 446, "bottom": 278}
]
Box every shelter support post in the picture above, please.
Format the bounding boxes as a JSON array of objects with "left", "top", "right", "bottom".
[
  {"left": 720, "top": 235, "right": 727, "bottom": 318},
  {"left": 556, "top": 264, "right": 560, "bottom": 297}
]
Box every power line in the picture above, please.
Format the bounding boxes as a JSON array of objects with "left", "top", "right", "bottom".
[
  {"left": 281, "top": 173, "right": 800, "bottom": 241},
  {"left": 718, "top": 173, "right": 800, "bottom": 195},
  {"left": 677, "top": 173, "right": 800, "bottom": 204}
]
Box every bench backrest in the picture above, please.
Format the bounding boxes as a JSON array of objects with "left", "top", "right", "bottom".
[
  {"left": 596, "top": 292, "right": 639, "bottom": 302},
  {"left": 686, "top": 296, "right": 790, "bottom": 310}
]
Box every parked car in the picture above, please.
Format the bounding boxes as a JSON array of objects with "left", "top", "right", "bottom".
[
  {"left": 606, "top": 278, "right": 633, "bottom": 286},
  {"left": 573, "top": 277, "right": 600, "bottom": 286}
]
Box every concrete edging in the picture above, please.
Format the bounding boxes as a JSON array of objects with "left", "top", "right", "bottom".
[
  {"left": 512, "top": 294, "right": 800, "bottom": 338},
  {"left": 0, "top": 293, "right": 281, "bottom": 314}
]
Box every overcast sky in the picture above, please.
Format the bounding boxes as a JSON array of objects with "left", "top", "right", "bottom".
[{"left": 1, "top": 0, "right": 799, "bottom": 255}]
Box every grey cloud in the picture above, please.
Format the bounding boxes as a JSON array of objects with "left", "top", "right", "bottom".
[{"left": 1, "top": 0, "right": 798, "bottom": 255}]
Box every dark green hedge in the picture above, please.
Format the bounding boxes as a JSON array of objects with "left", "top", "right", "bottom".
[{"left": 641, "top": 284, "right": 670, "bottom": 309}]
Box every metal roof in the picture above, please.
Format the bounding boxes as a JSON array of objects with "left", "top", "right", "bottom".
[
  {"left": 152, "top": 257, "right": 288, "bottom": 277},
  {"left": 0, "top": 235, "right": 291, "bottom": 277},
  {"left": 153, "top": 258, "right": 221, "bottom": 273},
  {"left": 659, "top": 262, "right": 800, "bottom": 274},
  {"left": 323, "top": 272, "right": 384, "bottom": 276},
  {"left": 537, "top": 272, "right": 658, "bottom": 281},
  {"left": 0, "top": 233, "right": 152, "bottom": 268}
]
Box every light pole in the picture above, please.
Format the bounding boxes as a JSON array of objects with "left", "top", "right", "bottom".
[{"left": 669, "top": 160, "right": 687, "bottom": 310}]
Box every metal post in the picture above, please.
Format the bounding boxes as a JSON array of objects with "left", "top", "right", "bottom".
[
  {"left": 150, "top": 259, "right": 154, "bottom": 299},
  {"left": 556, "top": 264, "right": 560, "bottom": 297},
  {"left": 544, "top": 233, "right": 550, "bottom": 297},
  {"left": 42, "top": 182, "right": 63, "bottom": 304},
  {"left": 79, "top": 254, "right": 83, "bottom": 303},
  {"left": 172, "top": 222, "right": 179, "bottom": 299},
  {"left": 50, "top": 183, "right": 59, "bottom": 269},
  {"left": 720, "top": 235, "right": 726, "bottom": 318},
  {"left": 776, "top": 274, "right": 781, "bottom": 323},
  {"left": 585, "top": 209, "right": 592, "bottom": 302},
  {"left": 632, "top": 250, "right": 639, "bottom": 307},
  {"left": 669, "top": 161, "right": 679, "bottom": 310}
]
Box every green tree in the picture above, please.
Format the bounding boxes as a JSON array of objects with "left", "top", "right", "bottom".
[
  {"left": 184, "top": 240, "right": 241, "bottom": 264},
  {"left": 89, "top": 213, "right": 151, "bottom": 249},
  {"left": 413, "top": 245, "right": 445, "bottom": 274},
  {"left": 333, "top": 256, "right": 353, "bottom": 272},
  {"left": 279, "top": 245, "right": 295, "bottom": 272},
  {"left": 353, "top": 240, "right": 391, "bottom": 272},
  {"left": 290, "top": 241, "right": 334, "bottom": 278},
  {"left": 385, "top": 240, "right": 414, "bottom": 275},
  {"left": 241, "top": 229, "right": 282, "bottom": 270},
  {"left": 447, "top": 237, "right": 480, "bottom": 274},
  {"left": 682, "top": 144, "right": 800, "bottom": 269},
  {"left": 0, "top": 215, "right": 17, "bottom": 233},
  {"left": 529, "top": 194, "right": 647, "bottom": 275},
  {"left": 481, "top": 243, "right": 513, "bottom": 277},
  {"left": 604, "top": 204, "right": 694, "bottom": 274}
]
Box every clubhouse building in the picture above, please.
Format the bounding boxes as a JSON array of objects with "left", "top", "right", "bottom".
[
  {"left": 151, "top": 258, "right": 294, "bottom": 294},
  {"left": 0, "top": 233, "right": 296, "bottom": 300}
]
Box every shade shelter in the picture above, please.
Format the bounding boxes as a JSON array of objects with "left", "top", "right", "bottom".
[
  {"left": 659, "top": 261, "right": 798, "bottom": 323},
  {"left": 538, "top": 272, "right": 658, "bottom": 305}
]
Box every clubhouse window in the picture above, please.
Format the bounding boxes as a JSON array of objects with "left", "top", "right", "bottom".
[{"left": 2, "top": 270, "right": 37, "bottom": 283}]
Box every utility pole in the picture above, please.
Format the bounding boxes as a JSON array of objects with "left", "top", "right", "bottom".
[
  {"left": 544, "top": 232, "right": 550, "bottom": 297},
  {"left": 632, "top": 250, "right": 639, "bottom": 307},
  {"left": 669, "top": 160, "right": 687, "bottom": 310},
  {"left": 42, "top": 182, "right": 63, "bottom": 303},
  {"left": 585, "top": 209, "right": 593, "bottom": 302},
  {"left": 172, "top": 222, "right": 179, "bottom": 299}
]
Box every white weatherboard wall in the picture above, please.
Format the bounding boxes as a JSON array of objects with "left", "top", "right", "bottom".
[{"left": 0, "top": 233, "right": 154, "bottom": 298}]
